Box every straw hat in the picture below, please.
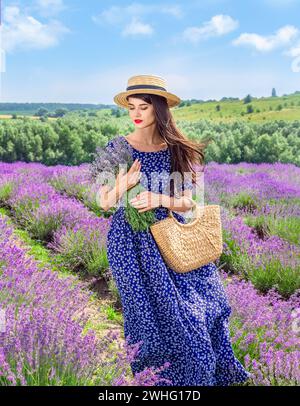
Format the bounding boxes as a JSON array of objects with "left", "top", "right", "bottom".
[{"left": 113, "top": 74, "right": 181, "bottom": 109}]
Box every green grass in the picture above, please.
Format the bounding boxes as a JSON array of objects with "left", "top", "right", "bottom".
[
  {"left": 172, "top": 93, "right": 300, "bottom": 123},
  {"left": 0, "top": 207, "right": 71, "bottom": 277},
  {"left": 104, "top": 304, "right": 123, "bottom": 323},
  {"left": 0, "top": 206, "right": 124, "bottom": 322},
  {"left": 244, "top": 213, "right": 300, "bottom": 245}
]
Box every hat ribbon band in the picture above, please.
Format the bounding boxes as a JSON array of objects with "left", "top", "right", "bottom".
[{"left": 126, "top": 84, "right": 167, "bottom": 91}]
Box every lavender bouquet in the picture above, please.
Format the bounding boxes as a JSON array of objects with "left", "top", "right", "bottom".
[{"left": 89, "top": 137, "right": 156, "bottom": 232}]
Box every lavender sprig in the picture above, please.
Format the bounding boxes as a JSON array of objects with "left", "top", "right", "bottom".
[{"left": 89, "top": 138, "right": 156, "bottom": 232}]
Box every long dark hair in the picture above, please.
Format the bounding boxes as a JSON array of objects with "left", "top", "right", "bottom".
[{"left": 126, "top": 93, "right": 211, "bottom": 196}]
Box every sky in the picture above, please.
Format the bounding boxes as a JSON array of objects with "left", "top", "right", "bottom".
[{"left": 0, "top": 0, "right": 300, "bottom": 104}]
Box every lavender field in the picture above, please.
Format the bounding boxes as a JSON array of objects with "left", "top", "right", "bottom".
[{"left": 0, "top": 161, "right": 299, "bottom": 386}]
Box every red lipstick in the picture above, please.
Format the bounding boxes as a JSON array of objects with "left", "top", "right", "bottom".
[{"left": 134, "top": 119, "right": 143, "bottom": 123}]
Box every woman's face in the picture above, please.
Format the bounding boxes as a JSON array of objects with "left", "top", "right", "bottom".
[{"left": 127, "top": 96, "right": 156, "bottom": 128}]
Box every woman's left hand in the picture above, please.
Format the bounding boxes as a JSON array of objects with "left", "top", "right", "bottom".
[{"left": 129, "top": 191, "right": 161, "bottom": 213}]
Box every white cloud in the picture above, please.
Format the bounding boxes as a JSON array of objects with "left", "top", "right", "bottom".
[
  {"left": 233, "top": 25, "right": 300, "bottom": 73},
  {"left": 291, "top": 56, "right": 300, "bottom": 72},
  {"left": 36, "top": 0, "right": 66, "bottom": 16},
  {"left": 284, "top": 40, "right": 300, "bottom": 72},
  {"left": 160, "top": 5, "right": 183, "bottom": 18},
  {"left": 92, "top": 2, "right": 183, "bottom": 26},
  {"left": 4, "top": 6, "right": 20, "bottom": 23},
  {"left": 121, "top": 16, "right": 153, "bottom": 37},
  {"left": 285, "top": 41, "right": 300, "bottom": 58},
  {"left": 183, "top": 15, "right": 239, "bottom": 43},
  {"left": 37, "top": 0, "right": 64, "bottom": 7},
  {"left": 92, "top": 6, "right": 123, "bottom": 25},
  {"left": 232, "top": 25, "right": 299, "bottom": 52},
  {"left": 2, "top": 5, "right": 70, "bottom": 52}
]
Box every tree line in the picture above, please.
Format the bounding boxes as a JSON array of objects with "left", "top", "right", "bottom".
[{"left": 0, "top": 113, "right": 299, "bottom": 166}]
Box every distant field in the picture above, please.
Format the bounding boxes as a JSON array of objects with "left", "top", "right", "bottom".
[
  {"left": 0, "top": 111, "right": 34, "bottom": 116},
  {"left": 0, "top": 114, "right": 13, "bottom": 119},
  {"left": 173, "top": 93, "right": 300, "bottom": 122},
  {"left": 0, "top": 114, "right": 57, "bottom": 120}
]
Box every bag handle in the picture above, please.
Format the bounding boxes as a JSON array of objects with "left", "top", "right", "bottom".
[{"left": 168, "top": 198, "right": 203, "bottom": 227}]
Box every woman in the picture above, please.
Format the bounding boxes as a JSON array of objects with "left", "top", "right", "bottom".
[{"left": 99, "top": 74, "right": 252, "bottom": 386}]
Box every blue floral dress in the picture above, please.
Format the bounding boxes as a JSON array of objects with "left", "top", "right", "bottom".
[{"left": 105, "top": 135, "right": 252, "bottom": 386}]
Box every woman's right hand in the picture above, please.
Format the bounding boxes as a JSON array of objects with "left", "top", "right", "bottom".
[{"left": 115, "top": 159, "right": 142, "bottom": 193}]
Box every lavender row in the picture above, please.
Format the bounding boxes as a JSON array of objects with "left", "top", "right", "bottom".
[{"left": 0, "top": 215, "right": 172, "bottom": 386}]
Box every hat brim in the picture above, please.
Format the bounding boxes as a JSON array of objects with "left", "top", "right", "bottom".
[{"left": 113, "top": 89, "right": 181, "bottom": 109}]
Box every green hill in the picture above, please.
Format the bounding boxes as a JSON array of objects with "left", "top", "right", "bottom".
[{"left": 172, "top": 92, "right": 300, "bottom": 123}]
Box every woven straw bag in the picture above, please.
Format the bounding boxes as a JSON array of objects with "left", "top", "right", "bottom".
[{"left": 149, "top": 202, "right": 223, "bottom": 273}]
